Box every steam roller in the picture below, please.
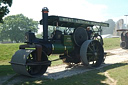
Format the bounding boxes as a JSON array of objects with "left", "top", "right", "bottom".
[{"left": 10, "top": 7, "right": 109, "bottom": 77}]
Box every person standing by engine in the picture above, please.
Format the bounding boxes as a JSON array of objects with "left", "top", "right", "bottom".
[{"left": 86, "top": 27, "right": 93, "bottom": 40}]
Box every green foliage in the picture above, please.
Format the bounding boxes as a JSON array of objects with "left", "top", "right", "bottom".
[
  {"left": 0, "top": 14, "right": 38, "bottom": 42},
  {"left": 0, "top": 0, "right": 13, "bottom": 23}
]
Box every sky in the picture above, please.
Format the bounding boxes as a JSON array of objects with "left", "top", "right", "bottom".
[{"left": 8, "top": 0, "right": 128, "bottom": 33}]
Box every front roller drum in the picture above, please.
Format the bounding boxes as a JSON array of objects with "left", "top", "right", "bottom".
[
  {"left": 10, "top": 49, "right": 49, "bottom": 77},
  {"left": 80, "top": 40, "right": 104, "bottom": 67}
]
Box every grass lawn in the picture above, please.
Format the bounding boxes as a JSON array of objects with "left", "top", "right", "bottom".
[
  {"left": 0, "top": 38, "right": 120, "bottom": 76},
  {"left": 0, "top": 43, "right": 21, "bottom": 61},
  {"left": 12, "top": 61, "right": 128, "bottom": 85},
  {"left": 0, "top": 37, "right": 120, "bottom": 61},
  {"left": 0, "top": 43, "right": 21, "bottom": 76},
  {"left": 0, "top": 43, "right": 63, "bottom": 76},
  {"left": 14, "top": 70, "right": 106, "bottom": 85},
  {"left": 103, "top": 61, "right": 128, "bottom": 85},
  {"left": 0, "top": 37, "right": 124, "bottom": 85},
  {"left": 103, "top": 38, "right": 120, "bottom": 50}
]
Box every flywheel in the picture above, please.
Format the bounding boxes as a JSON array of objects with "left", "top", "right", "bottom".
[{"left": 73, "top": 27, "right": 88, "bottom": 46}]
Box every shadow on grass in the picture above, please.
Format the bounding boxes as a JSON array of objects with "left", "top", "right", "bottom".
[
  {"left": 0, "top": 65, "right": 15, "bottom": 76},
  {"left": 1, "top": 63, "right": 128, "bottom": 85},
  {"left": 103, "top": 63, "right": 128, "bottom": 71}
]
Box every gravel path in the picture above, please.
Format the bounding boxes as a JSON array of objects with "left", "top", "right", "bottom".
[{"left": 43, "top": 48, "right": 128, "bottom": 79}]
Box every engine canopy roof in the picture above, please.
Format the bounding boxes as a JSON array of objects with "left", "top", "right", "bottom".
[{"left": 43, "top": 15, "right": 109, "bottom": 28}]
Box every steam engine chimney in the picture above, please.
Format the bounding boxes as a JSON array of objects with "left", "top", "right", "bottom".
[{"left": 42, "top": 7, "right": 49, "bottom": 41}]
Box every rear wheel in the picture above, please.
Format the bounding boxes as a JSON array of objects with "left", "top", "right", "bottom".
[{"left": 80, "top": 40, "right": 104, "bottom": 67}]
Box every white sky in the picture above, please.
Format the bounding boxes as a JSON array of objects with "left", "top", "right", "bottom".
[{"left": 8, "top": 0, "right": 128, "bottom": 33}]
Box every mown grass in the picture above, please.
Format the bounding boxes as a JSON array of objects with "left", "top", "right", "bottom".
[
  {"left": 103, "top": 61, "right": 128, "bottom": 85},
  {"left": 13, "top": 61, "right": 128, "bottom": 85},
  {"left": 0, "top": 38, "right": 120, "bottom": 77},
  {"left": 0, "top": 43, "right": 21, "bottom": 61},
  {"left": 0, "top": 43, "right": 63, "bottom": 76},
  {"left": 103, "top": 38, "right": 120, "bottom": 50},
  {"left": 0, "top": 65, "right": 15, "bottom": 76},
  {"left": 0, "top": 43, "right": 63, "bottom": 66},
  {"left": 48, "top": 55, "right": 63, "bottom": 66},
  {"left": 0, "top": 37, "right": 123, "bottom": 85},
  {"left": 14, "top": 70, "right": 106, "bottom": 85},
  {"left": 0, "top": 43, "right": 20, "bottom": 76},
  {"left": 0, "top": 38, "right": 120, "bottom": 61}
]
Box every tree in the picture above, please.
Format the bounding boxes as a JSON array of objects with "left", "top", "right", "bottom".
[
  {"left": 0, "top": 14, "right": 38, "bottom": 43},
  {"left": 0, "top": 0, "right": 13, "bottom": 23}
]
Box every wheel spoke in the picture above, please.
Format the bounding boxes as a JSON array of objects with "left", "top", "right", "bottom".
[
  {"left": 88, "top": 45, "right": 94, "bottom": 52},
  {"left": 87, "top": 53, "right": 94, "bottom": 56}
]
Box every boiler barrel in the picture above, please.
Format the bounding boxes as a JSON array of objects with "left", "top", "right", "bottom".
[{"left": 52, "top": 43, "right": 74, "bottom": 54}]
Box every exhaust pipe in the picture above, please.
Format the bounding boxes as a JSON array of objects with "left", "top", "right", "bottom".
[{"left": 42, "top": 7, "right": 49, "bottom": 41}]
